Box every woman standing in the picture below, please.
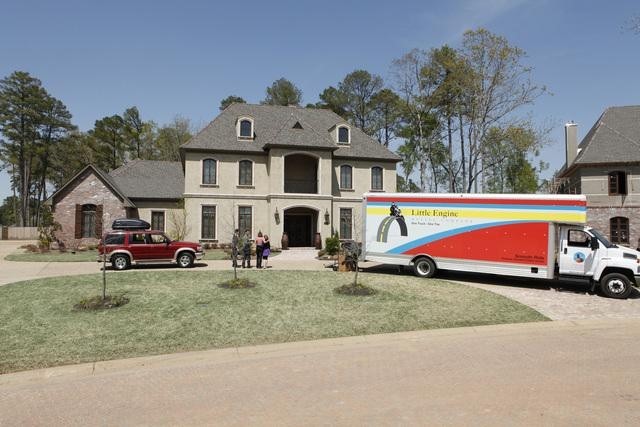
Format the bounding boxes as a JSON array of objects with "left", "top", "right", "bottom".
[
  {"left": 255, "top": 231, "right": 265, "bottom": 269},
  {"left": 262, "top": 235, "right": 271, "bottom": 268}
]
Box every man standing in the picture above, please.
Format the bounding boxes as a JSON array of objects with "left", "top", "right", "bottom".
[{"left": 241, "top": 229, "right": 252, "bottom": 268}]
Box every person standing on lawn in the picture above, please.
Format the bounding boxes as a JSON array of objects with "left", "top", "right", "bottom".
[
  {"left": 262, "top": 235, "right": 271, "bottom": 268},
  {"left": 255, "top": 231, "right": 265, "bottom": 269},
  {"left": 231, "top": 229, "right": 240, "bottom": 268},
  {"left": 241, "top": 229, "right": 252, "bottom": 268}
]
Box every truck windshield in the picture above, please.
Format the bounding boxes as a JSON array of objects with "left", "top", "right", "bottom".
[{"left": 589, "top": 228, "right": 615, "bottom": 248}]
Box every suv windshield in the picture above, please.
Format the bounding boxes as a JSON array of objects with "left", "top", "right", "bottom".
[{"left": 589, "top": 228, "right": 615, "bottom": 248}]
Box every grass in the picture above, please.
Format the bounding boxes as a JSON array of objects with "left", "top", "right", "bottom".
[
  {"left": 4, "top": 249, "right": 245, "bottom": 262},
  {"left": 0, "top": 270, "right": 548, "bottom": 374}
]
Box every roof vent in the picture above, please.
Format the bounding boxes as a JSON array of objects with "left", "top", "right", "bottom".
[{"left": 293, "top": 121, "right": 303, "bottom": 129}]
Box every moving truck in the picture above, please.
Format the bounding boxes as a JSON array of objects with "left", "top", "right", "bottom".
[{"left": 362, "top": 193, "right": 640, "bottom": 299}]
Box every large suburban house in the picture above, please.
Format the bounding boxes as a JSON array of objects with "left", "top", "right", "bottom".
[
  {"left": 47, "top": 104, "right": 400, "bottom": 248},
  {"left": 555, "top": 105, "right": 640, "bottom": 248}
]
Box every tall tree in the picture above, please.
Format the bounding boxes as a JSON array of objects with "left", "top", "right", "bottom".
[
  {"left": 262, "top": 78, "right": 302, "bottom": 106},
  {"left": 338, "top": 70, "right": 384, "bottom": 134},
  {"left": 220, "top": 95, "right": 246, "bottom": 111},
  {"left": 371, "top": 88, "right": 401, "bottom": 147},
  {"left": 0, "top": 72, "right": 50, "bottom": 225},
  {"left": 155, "top": 116, "right": 192, "bottom": 162},
  {"left": 91, "top": 115, "right": 126, "bottom": 171},
  {"left": 317, "top": 86, "right": 349, "bottom": 117}
]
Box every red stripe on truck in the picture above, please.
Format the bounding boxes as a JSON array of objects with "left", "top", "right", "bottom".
[{"left": 366, "top": 196, "right": 586, "bottom": 207}]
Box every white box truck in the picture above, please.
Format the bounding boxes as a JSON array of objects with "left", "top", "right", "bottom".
[{"left": 362, "top": 193, "right": 640, "bottom": 299}]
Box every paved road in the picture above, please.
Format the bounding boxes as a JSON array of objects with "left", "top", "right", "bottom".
[{"left": 2, "top": 319, "right": 639, "bottom": 426}]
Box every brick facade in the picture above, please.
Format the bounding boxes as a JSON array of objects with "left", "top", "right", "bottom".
[
  {"left": 587, "top": 206, "right": 640, "bottom": 250},
  {"left": 52, "top": 170, "right": 127, "bottom": 246}
]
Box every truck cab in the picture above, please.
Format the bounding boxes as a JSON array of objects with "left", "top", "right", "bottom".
[{"left": 557, "top": 225, "right": 640, "bottom": 298}]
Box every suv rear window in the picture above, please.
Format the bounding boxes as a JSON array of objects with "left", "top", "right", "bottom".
[{"left": 104, "top": 233, "right": 125, "bottom": 245}]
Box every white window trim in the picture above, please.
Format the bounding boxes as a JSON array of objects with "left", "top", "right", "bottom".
[
  {"left": 200, "top": 204, "right": 218, "bottom": 240},
  {"left": 201, "top": 158, "right": 219, "bottom": 186},
  {"left": 370, "top": 165, "right": 384, "bottom": 191},
  {"left": 150, "top": 210, "right": 167, "bottom": 232},
  {"left": 337, "top": 125, "right": 351, "bottom": 144},
  {"left": 339, "top": 164, "right": 354, "bottom": 191},
  {"left": 238, "top": 159, "right": 255, "bottom": 187},
  {"left": 237, "top": 116, "right": 254, "bottom": 139}
]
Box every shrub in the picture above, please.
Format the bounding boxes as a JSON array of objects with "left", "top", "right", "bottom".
[
  {"left": 325, "top": 233, "right": 340, "bottom": 256},
  {"left": 334, "top": 282, "right": 377, "bottom": 296},
  {"left": 74, "top": 294, "right": 130, "bottom": 310}
]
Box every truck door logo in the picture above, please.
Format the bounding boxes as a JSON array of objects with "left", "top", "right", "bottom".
[
  {"left": 376, "top": 203, "right": 408, "bottom": 242},
  {"left": 573, "top": 252, "right": 586, "bottom": 264}
]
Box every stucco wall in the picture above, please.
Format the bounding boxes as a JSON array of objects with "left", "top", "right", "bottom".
[
  {"left": 133, "top": 200, "right": 182, "bottom": 238},
  {"left": 332, "top": 159, "right": 396, "bottom": 197},
  {"left": 579, "top": 166, "right": 640, "bottom": 207}
]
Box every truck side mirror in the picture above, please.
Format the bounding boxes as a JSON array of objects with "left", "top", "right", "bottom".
[{"left": 590, "top": 238, "right": 599, "bottom": 250}]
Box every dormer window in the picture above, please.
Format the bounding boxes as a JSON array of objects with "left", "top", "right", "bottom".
[
  {"left": 337, "top": 126, "right": 350, "bottom": 144},
  {"left": 237, "top": 117, "right": 254, "bottom": 139}
]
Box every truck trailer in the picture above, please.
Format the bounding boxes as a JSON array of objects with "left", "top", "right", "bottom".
[{"left": 362, "top": 193, "right": 640, "bottom": 299}]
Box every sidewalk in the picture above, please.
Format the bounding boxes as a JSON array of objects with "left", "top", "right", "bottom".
[{"left": 2, "top": 318, "right": 639, "bottom": 426}]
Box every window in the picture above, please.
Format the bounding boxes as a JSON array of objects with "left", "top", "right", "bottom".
[
  {"left": 610, "top": 217, "right": 629, "bottom": 244},
  {"left": 340, "top": 208, "right": 352, "bottom": 240},
  {"left": 151, "top": 211, "right": 165, "bottom": 232},
  {"left": 608, "top": 171, "right": 627, "bottom": 195},
  {"left": 239, "top": 119, "right": 253, "bottom": 138},
  {"left": 201, "top": 206, "right": 216, "bottom": 239},
  {"left": 238, "top": 206, "right": 252, "bottom": 237},
  {"left": 568, "top": 230, "right": 590, "bottom": 247},
  {"left": 202, "top": 159, "right": 217, "bottom": 185},
  {"left": 81, "top": 204, "right": 96, "bottom": 238},
  {"left": 239, "top": 160, "right": 253, "bottom": 186},
  {"left": 371, "top": 166, "right": 383, "bottom": 190},
  {"left": 104, "top": 233, "right": 124, "bottom": 245},
  {"left": 130, "top": 233, "right": 147, "bottom": 244},
  {"left": 338, "top": 126, "right": 350, "bottom": 144},
  {"left": 340, "top": 165, "right": 352, "bottom": 190},
  {"left": 149, "top": 233, "right": 169, "bottom": 244}
]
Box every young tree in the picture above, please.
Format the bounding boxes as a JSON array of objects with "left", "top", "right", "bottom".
[
  {"left": 262, "top": 78, "right": 302, "bottom": 106},
  {"left": 219, "top": 95, "right": 246, "bottom": 111}
]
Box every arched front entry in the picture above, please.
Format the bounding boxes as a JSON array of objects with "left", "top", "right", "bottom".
[{"left": 283, "top": 207, "right": 318, "bottom": 247}]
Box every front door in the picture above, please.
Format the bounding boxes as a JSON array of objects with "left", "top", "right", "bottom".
[{"left": 284, "top": 214, "right": 312, "bottom": 247}]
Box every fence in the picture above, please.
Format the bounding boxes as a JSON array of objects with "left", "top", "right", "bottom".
[{"left": 0, "top": 226, "right": 39, "bottom": 240}]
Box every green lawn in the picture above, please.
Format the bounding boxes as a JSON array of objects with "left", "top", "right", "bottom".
[
  {"left": 0, "top": 270, "right": 548, "bottom": 374},
  {"left": 4, "top": 249, "right": 236, "bottom": 262}
]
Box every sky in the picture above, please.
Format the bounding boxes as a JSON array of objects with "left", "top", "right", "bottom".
[{"left": 1, "top": 0, "right": 639, "bottom": 200}]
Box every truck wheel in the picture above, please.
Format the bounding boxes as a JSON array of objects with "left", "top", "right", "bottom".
[
  {"left": 600, "top": 273, "right": 633, "bottom": 299},
  {"left": 112, "top": 254, "right": 130, "bottom": 271},
  {"left": 413, "top": 257, "right": 436, "bottom": 278},
  {"left": 177, "top": 252, "right": 194, "bottom": 268}
]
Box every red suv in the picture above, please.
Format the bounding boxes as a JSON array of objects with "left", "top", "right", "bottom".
[{"left": 98, "top": 230, "right": 204, "bottom": 270}]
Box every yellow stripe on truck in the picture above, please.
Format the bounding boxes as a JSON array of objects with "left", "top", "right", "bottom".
[{"left": 366, "top": 207, "right": 586, "bottom": 223}]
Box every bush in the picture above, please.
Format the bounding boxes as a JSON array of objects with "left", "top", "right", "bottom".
[
  {"left": 21, "top": 244, "right": 39, "bottom": 253},
  {"left": 74, "top": 294, "right": 130, "bottom": 310},
  {"left": 334, "top": 282, "right": 378, "bottom": 296},
  {"left": 325, "top": 233, "right": 340, "bottom": 256},
  {"left": 218, "top": 278, "right": 256, "bottom": 289}
]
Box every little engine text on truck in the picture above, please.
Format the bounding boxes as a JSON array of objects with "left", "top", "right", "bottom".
[{"left": 362, "top": 193, "right": 640, "bottom": 299}]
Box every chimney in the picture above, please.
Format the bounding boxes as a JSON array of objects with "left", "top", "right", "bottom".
[{"left": 564, "top": 122, "right": 577, "bottom": 167}]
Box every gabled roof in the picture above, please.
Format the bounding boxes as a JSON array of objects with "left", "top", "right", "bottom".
[
  {"left": 560, "top": 106, "right": 640, "bottom": 176},
  {"left": 46, "top": 164, "right": 135, "bottom": 207},
  {"left": 182, "top": 103, "right": 400, "bottom": 161},
  {"left": 109, "top": 160, "right": 184, "bottom": 200}
]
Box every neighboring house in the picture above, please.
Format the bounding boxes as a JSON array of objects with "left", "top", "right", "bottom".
[
  {"left": 47, "top": 104, "right": 399, "bottom": 247},
  {"left": 181, "top": 103, "right": 399, "bottom": 247},
  {"left": 555, "top": 106, "right": 640, "bottom": 248},
  {"left": 46, "top": 161, "right": 184, "bottom": 245}
]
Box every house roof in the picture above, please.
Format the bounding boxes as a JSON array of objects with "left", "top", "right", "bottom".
[
  {"left": 109, "top": 160, "right": 184, "bottom": 200},
  {"left": 560, "top": 106, "right": 640, "bottom": 176},
  {"left": 181, "top": 103, "right": 400, "bottom": 161}
]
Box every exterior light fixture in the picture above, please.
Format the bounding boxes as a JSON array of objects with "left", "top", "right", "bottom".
[
  {"left": 324, "top": 208, "right": 330, "bottom": 225},
  {"left": 274, "top": 207, "right": 280, "bottom": 224}
]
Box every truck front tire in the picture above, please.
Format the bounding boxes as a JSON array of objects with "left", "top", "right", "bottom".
[
  {"left": 413, "top": 257, "right": 436, "bottom": 278},
  {"left": 600, "top": 272, "right": 633, "bottom": 299}
]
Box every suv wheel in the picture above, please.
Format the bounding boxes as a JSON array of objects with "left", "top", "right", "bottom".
[
  {"left": 112, "top": 254, "right": 130, "bottom": 271},
  {"left": 177, "top": 252, "right": 194, "bottom": 268}
]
